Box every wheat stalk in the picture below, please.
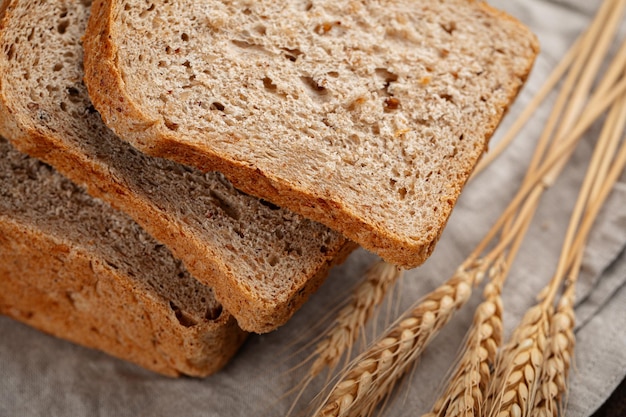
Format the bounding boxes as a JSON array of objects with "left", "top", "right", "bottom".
[{"left": 315, "top": 268, "right": 475, "bottom": 417}]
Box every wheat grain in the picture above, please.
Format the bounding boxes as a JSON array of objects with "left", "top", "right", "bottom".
[{"left": 315, "top": 268, "right": 475, "bottom": 417}]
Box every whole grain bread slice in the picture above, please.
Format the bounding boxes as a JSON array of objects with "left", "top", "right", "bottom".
[
  {"left": 0, "top": 137, "right": 247, "bottom": 377},
  {"left": 84, "top": 0, "right": 538, "bottom": 268},
  {"left": 0, "top": 0, "right": 354, "bottom": 333}
]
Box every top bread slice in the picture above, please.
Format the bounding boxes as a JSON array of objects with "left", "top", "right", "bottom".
[
  {"left": 0, "top": 136, "right": 247, "bottom": 377},
  {"left": 83, "top": 0, "right": 538, "bottom": 268},
  {"left": 0, "top": 0, "right": 354, "bottom": 333}
]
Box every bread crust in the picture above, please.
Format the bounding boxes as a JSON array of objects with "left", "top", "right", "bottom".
[{"left": 84, "top": 0, "right": 539, "bottom": 268}]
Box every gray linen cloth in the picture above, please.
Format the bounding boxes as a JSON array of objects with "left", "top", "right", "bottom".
[{"left": 1, "top": 1, "right": 625, "bottom": 416}]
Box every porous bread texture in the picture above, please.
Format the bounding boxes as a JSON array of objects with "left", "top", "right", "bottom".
[
  {"left": 84, "top": 0, "right": 538, "bottom": 269},
  {"left": 0, "top": 137, "right": 247, "bottom": 377},
  {"left": 0, "top": 0, "right": 354, "bottom": 333}
]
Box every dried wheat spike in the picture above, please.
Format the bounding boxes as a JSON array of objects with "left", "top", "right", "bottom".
[
  {"left": 316, "top": 268, "right": 475, "bottom": 417},
  {"left": 309, "top": 261, "right": 403, "bottom": 377},
  {"left": 531, "top": 286, "right": 575, "bottom": 417},
  {"left": 484, "top": 302, "right": 552, "bottom": 417},
  {"left": 424, "top": 279, "right": 503, "bottom": 417}
]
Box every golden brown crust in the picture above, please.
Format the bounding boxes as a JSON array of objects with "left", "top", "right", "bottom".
[
  {"left": 0, "top": 218, "right": 247, "bottom": 377},
  {"left": 83, "top": 0, "right": 539, "bottom": 269}
]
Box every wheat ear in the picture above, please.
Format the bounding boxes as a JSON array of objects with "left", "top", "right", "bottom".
[
  {"left": 315, "top": 267, "right": 475, "bottom": 417},
  {"left": 531, "top": 281, "right": 575, "bottom": 417},
  {"left": 424, "top": 279, "right": 503, "bottom": 417},
  {"left": 285, "top": 261, "right": 403, "bottom": 417},
  {"left": 484, "top": 300, "right": 552, "bottom": 417},
  {"left": 307, "top": 261, "right": 403, "bottom": 378}
]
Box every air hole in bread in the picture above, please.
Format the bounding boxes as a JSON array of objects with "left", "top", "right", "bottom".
[
  {"left": 5, "top": 44, "right": 15, "bottom": 61},
  {"left": 139, "top": 4, "right": 156, "bottom": 18},
  {"left": 210, "top": 190, "right": 240, "bottom": 220},
  {"left": 53, "top": 62, "right": 63, "bottom": 72},
  {"left": 300, "top": 76, "right": 327, "bottom": 96},
  {"left": 231, "top": 39, "right": 262, "bottom": 50},
  {"left": 262, "top": 77, "right": 277, "bottom": 92},
  {"left": 281, "top": 47, "right": 303, "bottom": 62},
  {"left": 439, "top": 93, "right": 454, "bottom": 103},
  {"left": 267, "top": 255, "right": 279, "bottom": 267},
  {"left": 375, "top": 68, "right": 398, "bottom": 95},
  {"left": 169, "top": 301, "right": 198, "bottom": 327},
  {"left": 254, "top": 25, "right": 266, "bottom": 36},
  {"left": 286, "top": 244, "right": 303, "bottom": 257},
  {"left": 67, "top": 86, "right": 80, "bottom": 101},
  {"left": 205, "top": 305, "right": 223, "bottom": 321},
  {"left": 440, "top": 21, "right": 457, "bottom": 35},
  {"left": 181, "top": 32, "right": 190, "bottom": 42},
  {"left": 210, "top": 102, "right": 225, "bottom": 112},
  {"left": 57, "top": 20, "right": 70, "bottom": 35},
  {"left": 398, "top": 187, "right": 407, "bottom": 199},
  {"left": 259, "top": 199, "right": 280, "bottom": 210}
]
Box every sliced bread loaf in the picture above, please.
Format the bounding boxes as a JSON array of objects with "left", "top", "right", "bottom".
[
  {"left": 0, "top": 0, "right": 354, "bottom": 333},
  {"left": 84, "top": 0, "right": 538, "bottom": 268},
  {"left": 0, "top": 137, "right": 247, "bottom": 377}
]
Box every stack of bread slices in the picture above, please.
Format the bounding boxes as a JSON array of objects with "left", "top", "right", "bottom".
[{"left": 0, "top": 0, "right": 538, "bottom": 376}]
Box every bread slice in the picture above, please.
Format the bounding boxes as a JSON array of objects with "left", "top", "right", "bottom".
[
  {"left": 0, "top": 137, "right": 247, "bottom": 377},
  {"left": 83, "top": 0, "right": 538, "bottom": 268},
  {"left": 0, "top": 0, "right": 354, "bottom": 333}
]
